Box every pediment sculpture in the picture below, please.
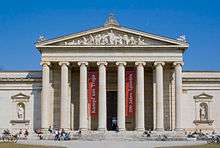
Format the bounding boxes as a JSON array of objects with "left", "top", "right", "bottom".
[{"left": 63, "top": 30, "right": 147, "bottom": 46}]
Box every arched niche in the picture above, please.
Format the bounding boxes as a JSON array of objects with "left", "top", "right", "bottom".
[
  {"left": 193, "top": 93, "right": 214, "bottom": 125},
  {"left": 10, "top": 93, "right": 30, "bottom": 125}
]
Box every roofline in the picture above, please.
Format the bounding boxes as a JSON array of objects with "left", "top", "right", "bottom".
[
  {"left": 35, "top": 25, "right": 189, "bottom": 48},
  {"left": 0, "top": 70, "right": 41, "bottom": 73},
  {"left": 183, "top": 70, "right": 220, "bottom": 73},
  {"left": 36, "top": 45, "right": 188, "bottom": 49}
]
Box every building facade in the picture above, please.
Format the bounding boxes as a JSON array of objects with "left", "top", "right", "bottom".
[{"left": 0, "top": 16, "right": 220, "bottom": 132}]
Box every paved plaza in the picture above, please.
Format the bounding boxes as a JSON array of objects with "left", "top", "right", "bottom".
[{"left": 18, "top": 139, "right": 206, "bottom": 148}]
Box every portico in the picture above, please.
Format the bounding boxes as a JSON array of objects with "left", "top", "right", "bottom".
[
  {"left": 40, "top": 60, "right": 184, "bottom": 132},
  {"left": 36, "top": 16, "right": 188, "bottom": 132}
]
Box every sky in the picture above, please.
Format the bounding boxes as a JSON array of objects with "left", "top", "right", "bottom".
[{"left": 0, "top": 0, "right": 219, "bottom": 71}]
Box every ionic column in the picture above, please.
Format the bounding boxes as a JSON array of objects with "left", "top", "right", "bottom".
[
  {"left": 135, "top": 62, "right": 146, "bottom": 131},
  {"left": 59, "top": 62, "right": 70, "bottom": 129},
  {"left": 116, "top": 62, "right": 126, "bottom": 131},
  {"left": 174, "top": 62, "right": 183, "bottom": 131},
  {"left": 40, "top": 61, "right": 51, "bottom": 129},
  {"left": 78, "top": 62, "right": 88, "bottom": 130},
  {"left": 97, "top": 62, "right": 108, "bottom": 131},
  {"left": 154, "top": 62, "right": 165, "bottom": 131}
]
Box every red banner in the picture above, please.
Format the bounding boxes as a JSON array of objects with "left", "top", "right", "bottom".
[
  {"left": 88, "top": 70, "right": 98, "bottom": 116},
  {"left": 125, "top": 70, "right": 136, "bottom": 117}
]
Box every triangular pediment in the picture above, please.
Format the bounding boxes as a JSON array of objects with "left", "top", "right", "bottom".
[
  {"left": 194, "top": 93, "right": 213, "bottom": 100},
  {"left": 11, "top": 93, "right": 30, "bottom": 102},
  {"left": 36, "top": 26, "right": 188, "bottom": 48}
]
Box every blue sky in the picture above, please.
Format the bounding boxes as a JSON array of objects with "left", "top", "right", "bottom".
[{"left": 0, "top": 0, "right": 219, "bottom": 70}]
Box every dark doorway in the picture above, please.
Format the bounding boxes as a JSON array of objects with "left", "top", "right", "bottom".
[{"left": 107, "top": 91, "right": 117, "bottom": 131}]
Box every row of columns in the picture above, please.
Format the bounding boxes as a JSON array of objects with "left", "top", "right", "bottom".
[{"left": 40, "top": 61, "right": 183, "bottom": 131}]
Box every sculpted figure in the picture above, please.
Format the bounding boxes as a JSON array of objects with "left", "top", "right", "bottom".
[
  {"left": 88, "top": 35, "right": 95, "bottom": 44},
  {"left": 123, "top": 35, "right": 130, "bottom": 45},
  {"left": 17, "top": 104, "right": 24, "bottom": 120},
  {"left": 117, "top": 35, "right": 123, "bottom": 45},
  {"left": 108, "top": 30, "right": 115, "bottom": 45},
  {"left": 130, "top": 36, "right": 136, "bottom": 45},
  {"left": 94, "top": 34, "right": 102, "bottom": 45},
  {"left": 102, "top": 34, "right": 109, "bottom": 45},
  {"left": 64, "top": 41, "right": 69, "bottom": 45},
  {"left": 200, "top": 103, "right": 208, "bottom": 121},
  {"left": 138, "top": 36, "right": 145, "bottom": 45},
  {"left": 82, "top": 37, "right": 88, "bottom": 45},
  {"left": 65, "top": 40, "right": 75, "bottom": 45},
  {"left": 77, "top": 39, "right": 81, "bottom": 45}
]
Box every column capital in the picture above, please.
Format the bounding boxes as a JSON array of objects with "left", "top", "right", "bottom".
[
  {"left": 59, "top": 61, "right": 70, "bottom": 66},
  {"left": 97, "top": 61, "right": 108, "bottom": 66},
  {"left": 135, "top": 61, "right": 146, "bottom": 66},
  {"left": 173, "top": 61, "right": 184, "bottom": 67},
  {"left": 78, "top": 61, "right": 88, "bottom": 66},
  {"left": 116, "top": 61, "right": 127, "bottom": 66},
  {"left": 154, "top": 61, "right": 165, "bottom": 67},
  {"left": 40, "top": 61, "right": 51, "bottom": 67}
]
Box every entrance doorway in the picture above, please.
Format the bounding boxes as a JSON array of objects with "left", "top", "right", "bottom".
[{"left": 107, "top": 91, "right": 117, "bottom": 131}]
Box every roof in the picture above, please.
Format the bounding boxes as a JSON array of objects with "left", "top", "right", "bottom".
[{"left": 35, "top": 15, "right": 189, "bottom": 50}]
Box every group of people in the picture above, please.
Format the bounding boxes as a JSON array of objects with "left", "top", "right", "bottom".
[
  {"left": 186, "top": 129, "right": 216, "bottom": 138},
  {"left": 53, "top": 128, "right": 71, "bottom": 141},
  {"left": 18, "top": 129, "right": 29, "bottom": 138},
  {"left": 34, "top": 126, "right": 71, "bottom": 140},
  {"left": 2, "top": 128, "right": 29, "bottom": 139},
  {"left": 143, "top": 129, "right": 152, "bottom": 137}
]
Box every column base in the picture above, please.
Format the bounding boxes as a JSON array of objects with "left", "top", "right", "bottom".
[
  {"left": 175, "top": 128, "right": 183, "bottom": 131},
  {"left": 59, "top": 128, "right": 71, "bottom": 131},
  {"left": 98, "top": 128, "right": 107, "bottom": 131},
  {"left": 79, "top": 128, "right": 88, "bottom": 131},
  {"left": 118, "top": 128, "right": 126, "bottom": 132},
  {"left": 155, "top": 128, "right": 164, "bottom": 131},
  {"left": 135, "top": 128, "right": 145, "bottom": 132}
]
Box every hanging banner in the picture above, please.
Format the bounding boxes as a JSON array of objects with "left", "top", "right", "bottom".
[
  {"left": 88, "top": 70, "right": 98, "bottom": 117},
  {"left": 125, "top": 70, "right": 136, "bottom": 117}
]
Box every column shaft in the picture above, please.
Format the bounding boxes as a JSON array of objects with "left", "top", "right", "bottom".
[
  {"left": 78, "top": 62, "right": 88, "bottom": 130},
  {"left": 59, "top": 62, "right": 70, "bottom": 129},
  {"left": 97, "top": 62, "right": 107, "bottom": 130},
  {"left": 116, "top": 62, "right": 126, "bottom": 131},
  {"left": 154, "top": 62, "right": 164, "bottom": 131},
  {"left": 135, "top": 62, "right": 146, "bottom": 131},
  {"left": 174, "top": 62, "right": 183, "bottom": 131},
  {"left": 41, "top": 61, "right": 50, "bottom": 129}
]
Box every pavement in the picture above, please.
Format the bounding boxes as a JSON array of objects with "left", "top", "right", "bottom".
[{"left": 18, "top": 139, "right": 206, "bottom": 148}]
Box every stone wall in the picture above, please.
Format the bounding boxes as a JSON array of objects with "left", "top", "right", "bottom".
[{"left": 0, "top": 71, "right": 42, "bottom": 131}]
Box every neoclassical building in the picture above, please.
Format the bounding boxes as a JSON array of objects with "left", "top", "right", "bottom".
[{"left": 0, "top": 16, "right": 220, "bottom": 132}]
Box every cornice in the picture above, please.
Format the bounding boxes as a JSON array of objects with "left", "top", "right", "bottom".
[
  {"left": 0, "top": 77, "right": 42, "bottom": 82},
  {"left": 183, "top": 78, "right": 220, "bottom": 82}
]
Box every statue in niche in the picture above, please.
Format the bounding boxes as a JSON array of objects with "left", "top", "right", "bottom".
[
  {"left": 200, "top": 102, "right": 208, "bottom": 121},
  {"left": 17, "top": 103, "right": 24, "bottom": 120}
]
